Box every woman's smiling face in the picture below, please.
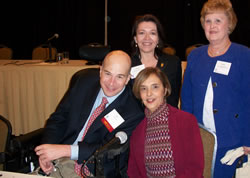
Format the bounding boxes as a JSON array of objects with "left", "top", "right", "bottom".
[
  {"left": 134, "top": 21, "right": 159, "bottom": 54},
  {"left": 139, "top": 74, "right": 166, "bottom": 113}
]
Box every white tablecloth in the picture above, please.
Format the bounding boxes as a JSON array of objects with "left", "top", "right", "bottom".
[{"left": 0, "top": 60, "right": 99, "bottom": 135}]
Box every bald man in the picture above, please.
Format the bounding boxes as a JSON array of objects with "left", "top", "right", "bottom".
[{"left": 35, "top": 50, "right": 144, "bottom": 177}]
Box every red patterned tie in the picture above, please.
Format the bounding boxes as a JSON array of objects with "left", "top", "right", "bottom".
[{"left": 75, "top": 97, "right": 108, "bottom": 177}]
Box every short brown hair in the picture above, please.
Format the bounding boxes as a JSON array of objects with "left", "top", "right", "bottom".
[
  {"left": 200, "top": 0, "right": 237, "bottom": 34},
  {"left": 133, "top": 67, "right": 171, "bottom": 100}
]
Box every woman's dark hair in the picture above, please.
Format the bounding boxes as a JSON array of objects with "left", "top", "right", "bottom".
[{"left": 131, "top": 14, "right": 166, "bottom": 58}]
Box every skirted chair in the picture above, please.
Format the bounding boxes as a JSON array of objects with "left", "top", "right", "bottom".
[
  {"left": 0, "top": 44, "right": 13, "bottom": 59},
  {"left": 199, "top": 123, "right": 217, "bottom": 178},
  {"left": 185, "top": 43, "right": 204, "bottom": 59},
  {"left": 162, "top": 43, "right": 176, "bottom": 56},
  {"left": 32, "top": 44, "right": 57, "bottom": 60}
]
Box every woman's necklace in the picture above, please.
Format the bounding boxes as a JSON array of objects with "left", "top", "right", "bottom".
[{"left": 208, "top": 41, "right": 231, "bottom": 57}]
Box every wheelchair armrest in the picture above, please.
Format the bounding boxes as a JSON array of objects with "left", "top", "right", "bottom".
[
  {"left": 11, "top": 128, "right": 44, "bottom": 150},
  {"left": 0, "top": 151, "right": 13, "bottom": 163}
]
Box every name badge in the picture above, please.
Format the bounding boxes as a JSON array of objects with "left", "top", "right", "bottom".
[
  {"left": 101, "top": 109, "right": 125, "bottom": 132},
  {"left": 213, "top": 60, "right": 231, "bottom": 75},
  {"left": 130, "top": 64, "right": 145, "bottom": 79}
]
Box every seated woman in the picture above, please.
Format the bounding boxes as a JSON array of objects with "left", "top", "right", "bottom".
[{"left": 127, "top": 67, "right": 204, "bottom": 178}]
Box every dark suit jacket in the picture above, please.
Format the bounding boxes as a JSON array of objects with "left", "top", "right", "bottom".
[{"left": 42, "top": 68, "right": 144, "bottom": 177}]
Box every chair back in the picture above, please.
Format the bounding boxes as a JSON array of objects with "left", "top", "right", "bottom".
[
  {"left": 0, "top": 45, "right": 13, "bottom": 59},
  {"left": 185, "top": 44, "right": 204, "bottom": 59},
  {"left": 181, "top": 61, "right": 187, "bottom": 82},
  {"left": 162, "top": 44, "right": 176, "bottom": 55},
  {"left": 32, "top": 44, "right": 57, "bottom": 60},
  {"left": 79, "top": 43, "right": 110, "bottom": 65},
  {"left": 199, "top": 123, "right": 217, "bottom": 178},
  {"left": 178, "top": 61, "right": 187, "bottom": 108},
  {"left": 0, "top": 115, "right": 12, "bottom": 170}
]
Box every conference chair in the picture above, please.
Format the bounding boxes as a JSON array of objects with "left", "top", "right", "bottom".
[
  {"left": 199, "top": 123, "right": 217, "bottom": 178},
  {"left": 32, "top": 44, "right": 57, "bottom": 60},
  {"left": 162, "top": 44, "right": 176, "bottom": 55},
  {"left": 0, "top": 115, "right": 12, "bottom": 171},
  {"left": 79, "top": 43, "right": 110, "bottom": 65},
  {"left": 178, "top": 61, "right": 187, "bottom": 108},
  {"left": 10, "top": 128, "right": 44, "bottom": 173},
  {"left": 0, "top": 115, "right": 44, "bottom": 173},
  {"left": 0, "top": 44, "right": 13, "bottom": 59},
  {"left": 185, "top": 43, "right": 204, "bottom": 59}
]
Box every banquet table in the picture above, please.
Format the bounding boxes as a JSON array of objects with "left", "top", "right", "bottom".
[{"left": 0, "top": 59, "right": 99, "bottom": 135}]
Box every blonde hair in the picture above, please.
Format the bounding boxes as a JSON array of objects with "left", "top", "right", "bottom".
[{"left": 200, "top": 0, "right": 237, "bottom": 34}]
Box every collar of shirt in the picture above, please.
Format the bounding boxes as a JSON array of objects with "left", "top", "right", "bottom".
[{"left": 97, "top": 87, "right": 126, "bottom": 108}]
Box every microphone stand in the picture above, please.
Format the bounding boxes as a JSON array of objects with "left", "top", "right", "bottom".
[
  {"left": 82, "top": 136, "right": 129, "bottom": 177},
  {"left": 49, "top": 42, "right": 52, "bottom": 61},
  {"left": 44, "top": 34, "right": 58, "bottom": 62},
  {"left": 82, "top": 153, "right": 105, "bottom": 178},
  {"left": 44, "top": 42, "right": 55, "bottom": 63},
  {"left": 95, "top": 153, "right": 105, "bottom": 178}
]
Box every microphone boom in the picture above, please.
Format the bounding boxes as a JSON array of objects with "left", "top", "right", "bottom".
[
  {"left": 94, "top": 131, "right": 128, "bottom": 156},
  {"left": 47, "top": 33, "right": 59, "bottom": 42}
]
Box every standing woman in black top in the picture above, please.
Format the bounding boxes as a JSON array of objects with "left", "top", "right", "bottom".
[{"left": 130, "top": 14, "right": 182, "bottom": 108}]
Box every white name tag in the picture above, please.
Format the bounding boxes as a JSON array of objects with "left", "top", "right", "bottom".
[
  {"left": 101, "top": 109, "right": 125, "bottom": 132},
  {"left": 213, "top": 60, "right": 231, "bottom": 75},
  {"left": 130, "top": 64, "right": 145, "bottom": 79}
]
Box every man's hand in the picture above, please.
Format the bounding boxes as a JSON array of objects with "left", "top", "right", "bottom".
[
  {"left": 35, "top": 144, "right": 71, "bottom": 163},
  {"left": 38, "top": 158, "right": 54, "bottom": 175}
]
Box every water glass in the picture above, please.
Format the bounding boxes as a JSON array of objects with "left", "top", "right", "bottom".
[
  {"left": 56, "top": 53, "right": 63, "bottom": 62},
  {"left": 61, "top": 51, "right": 69, "bottom": 64}
]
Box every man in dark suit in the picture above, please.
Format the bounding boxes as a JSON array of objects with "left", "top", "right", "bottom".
[{"left": 35, "top": 50, "right": 144, "bottom": 177}]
